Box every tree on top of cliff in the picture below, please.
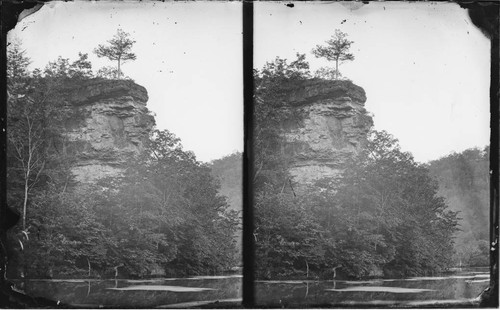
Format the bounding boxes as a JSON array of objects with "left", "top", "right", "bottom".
[
  {"left": 259, "top": 53, "right": 311, "bottom": 82},
  {"left": 255, "top": 53, "right": 311, "bottom": 109},
  {"left": 312, "top": 29, "right": 354, "bottom": 80},
  {"left": 94, "top": 29, "right": 136, "bottom": 79},
  {"left": 44, "top": 53, "right": 94, "bottom": 80}
]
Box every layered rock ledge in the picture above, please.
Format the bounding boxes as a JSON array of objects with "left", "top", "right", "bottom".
[
  {"left": 63, "top": 79, "right": 155, "bottom": 183},
  {"left": 281, "top": 79, "right": 373, "bottom": 188}
]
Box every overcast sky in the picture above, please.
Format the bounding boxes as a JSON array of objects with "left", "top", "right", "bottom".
[
  {"left": 255, "top": 1, "right": 490, "bottom": 163},
  {"left": 8, "top": 1, "right": 243, "bottom": 163},
  {"left": 9, "top": 1, "right": 490, "bottom": 163}
]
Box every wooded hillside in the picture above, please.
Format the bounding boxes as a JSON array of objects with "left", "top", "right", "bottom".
[{"left": 428, "top": 147, "right": 490, "bottom": 267}]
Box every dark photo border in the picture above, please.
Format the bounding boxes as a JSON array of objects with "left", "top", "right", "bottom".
[{"left": 0, "top": 0, "right": 498, "bottom": 308}]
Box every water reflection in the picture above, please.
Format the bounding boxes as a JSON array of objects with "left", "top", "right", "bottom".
[
  {"left": 11, "top": 275, "right": 242, "bottom": 308},
  {"left": 327, "top": 286, "right": 435, "bottom": 293},
  {"left": 9, "top": 269, "right": 489, "bottom": 307},
  {"left": 255, "top": 268, "right": 489, "bottom": 307}
]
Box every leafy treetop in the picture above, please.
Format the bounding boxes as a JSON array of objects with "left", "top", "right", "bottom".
[
  {"left": 7, "top": 40, "right": 30, "bottom": 81},
  {"left": 94, "top": 29, "right": 137, "bottom": 79},
  {"left": 312, "top": 29, "right": 354, "bottom": 80}
]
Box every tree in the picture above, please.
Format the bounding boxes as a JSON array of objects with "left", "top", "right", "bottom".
[
  {"left": 254, "top": 53, "right": 310, "bottom": 186},
  {"left": 7, "top": 44, "right": 84, "bottom": 247},
  {"left": 7, "top": 43, "right": 52, "bottom": 233},
  {"left": 96, "top": 66, "right": 121, "bottom": 80},
  {"left": 254, "top": 189, "right": 327, "bottom": 279},
  {"left": 69, "top": 53, "right": 93, "bottom": 79},
  {"left": 210, "top": 152, "right": 243, "bottom": 214},
  {"left": 143, "top": 130, "right": 239, "bottom": 275},
  {"left": 253, "top": 55, "right": 331, "bottom": 278},
  {"left": 7, "top": 46, "right": 90, "bottom": 277},
  {"left": 7, "top": 42, "right": 32, "bottom": 233},
  {"left": 428, "top": 146, "right": 490, "bottom": 267},
  {"left": 43, "top": 53, "right": 93, "bottom": 79},
  {"left": 7, "top": 39, "right": 30, "bottom": 83},
  {"left": 314, "top": 66, "right": 342, "bottom": 80},
  {"left": 89, "top": 129, "right": 239, "bottom": 277},
  {"left": 209, "top": 153, "right": 243, "bottom": 255},
  {"left": 332, "top": 130, "right": 459, "bottom": 277},
  {"left": 312, "top": 29, "right": 354, "bottom": 80},
  {"left": 10, "top": 185, "right": 109, "bottom": 278},
  {"left": 94, "top": 29, "right": 136, "bottom": 79}
]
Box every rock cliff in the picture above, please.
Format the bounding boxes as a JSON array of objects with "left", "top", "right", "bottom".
[
  {"left": 63, "top": 79, "right": 155, "bottom": 183},
  {"left": 62, "top": 78, "right": 371, "bottom": 189},
  {"left": 281, "top": 79, "right": 373, "bottom": 188}
]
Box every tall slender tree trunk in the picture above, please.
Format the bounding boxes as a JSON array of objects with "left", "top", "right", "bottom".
[
  {"left": 117, "top": 57, "right": 121, "bottom": 79},
  {"left": 335, "top": 58, "right": 339, "bottom": 80},
  {"left": 87, "top": 258, "right": 91, "bottom": 277},
  {"left": 23, "top": 118, "right": 33, "bottom": 231},
  {"left": 23, "top": 177, "right": 29, "bottom": 231}
]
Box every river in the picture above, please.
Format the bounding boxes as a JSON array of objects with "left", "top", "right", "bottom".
[{"left": 10, "top": 267, "right": 489, "bottom": 307}]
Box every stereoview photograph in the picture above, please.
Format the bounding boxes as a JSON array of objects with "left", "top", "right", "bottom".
[
  {"left": 252, "top": 1, "right": 491, "bottom": 307},
  {"left": 2, "top": 0, "right": 496, "bottom": 308},
  {"left": 5, "top": 1, "right": 243, "bottom": 307}
]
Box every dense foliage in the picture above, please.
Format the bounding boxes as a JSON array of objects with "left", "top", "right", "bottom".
[
  {"left": 428, "top": 147, "right": 490, "bottom": 267},
  {"left": 323, "top": 131, "right": 459, "bottom": 277},
  {"left": 253, "top": 54, "right": 459, "bottom": 279},
  {"left": 210, "top": 152, "right": 243, "bottom": 214},
  {"left": 210, "top": 152, "right": 243, "bottom": 255},
  {"left": 6, "top": 42, "right": 238, "bottom": 279}
]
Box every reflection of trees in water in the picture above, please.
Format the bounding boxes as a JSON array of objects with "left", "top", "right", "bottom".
[
  {"left": 13, "top": 277, "right": 241, "bottom": 307},
  {"left": 256, "top": 269, "right": 490, "bottom": 306}
]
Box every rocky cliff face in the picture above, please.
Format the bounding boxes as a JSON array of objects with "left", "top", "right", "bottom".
[
  {"left": 281, "top": 79, "right": 373, "bottom": 188},
  {"left": 61, "top": 79, "right": 370, "bottom": 188},
  {"left": 63, "top": 79, "right": 155, "bottom": 183}
]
